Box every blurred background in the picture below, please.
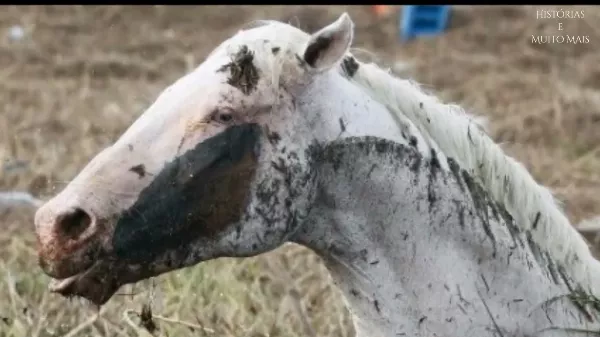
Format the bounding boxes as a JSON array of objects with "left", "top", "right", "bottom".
[{"left": 0, "top": 5, "right": 598, "bottom": 337}]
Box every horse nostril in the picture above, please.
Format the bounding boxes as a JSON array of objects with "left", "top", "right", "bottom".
[{"left": 57, "top": 208, "right": 93, "bottom": 240}]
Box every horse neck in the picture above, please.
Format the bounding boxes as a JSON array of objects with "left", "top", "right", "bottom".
[
  {"left": 288, "top": 71, "right": 600, "bottom": 337},
  {"left": 289, "top": 137, "right": 439, "bottom": 336},
  {"left": 289, "top": 137, "right": 600, "bottom": 337}
]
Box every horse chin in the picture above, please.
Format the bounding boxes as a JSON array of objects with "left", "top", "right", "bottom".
[
  {"left": 47, "top": 261, "right": 119, "bottom": 305},
  {"left": 47, "top": 259, "right": 141, "bottom": 306},
  {"left": 47, "top": 251, "right": 193, "bottom": 306}
]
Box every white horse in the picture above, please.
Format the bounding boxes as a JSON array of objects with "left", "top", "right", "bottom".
[{"left": 34, "top": 13, "right": 600, "bottom": 336}]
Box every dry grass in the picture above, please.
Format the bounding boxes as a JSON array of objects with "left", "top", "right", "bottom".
[{"left": 0, "top": 5, "right": 599, "bottom": 337}]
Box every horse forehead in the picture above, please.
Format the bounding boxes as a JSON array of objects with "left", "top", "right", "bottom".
[{"left": 120, "top": 23, "right": 305, "bottom": 143}]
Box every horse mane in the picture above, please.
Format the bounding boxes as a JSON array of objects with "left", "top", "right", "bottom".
[{"left": 338, "top": 57, "right": 600, "bottom": 291}]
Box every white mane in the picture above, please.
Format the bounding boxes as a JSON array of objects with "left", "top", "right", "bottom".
[
  {"left": 341, "top": 58, "right": 600, "bottom": 292},
  {"left": 234, "top": 19, "right": 600, "bottom": 293}
]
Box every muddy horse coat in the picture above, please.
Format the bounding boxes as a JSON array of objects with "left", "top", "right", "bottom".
[{"left": 34, "top": 13, "right": 600, "bottom": 337}]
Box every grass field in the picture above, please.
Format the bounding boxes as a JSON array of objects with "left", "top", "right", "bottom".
[{"left": 1, "top": 5, "right": 599, "bottom": 337}]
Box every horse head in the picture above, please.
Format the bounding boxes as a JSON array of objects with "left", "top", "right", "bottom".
[{"left": 34, "top": 13, "right": 357, "bottom": 305}]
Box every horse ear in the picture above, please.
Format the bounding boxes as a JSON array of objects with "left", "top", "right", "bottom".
[{"left": 302, "top": 13, "right": 354, "bottom": 72}]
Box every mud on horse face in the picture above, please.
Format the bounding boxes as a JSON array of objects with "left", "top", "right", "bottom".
[{"left": 34, "top": 14, "right": 356, "bottom": 305}]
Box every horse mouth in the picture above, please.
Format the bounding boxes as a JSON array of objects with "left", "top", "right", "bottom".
[{"left": 47, "top": 261, "right": 121, "bottom": 306}]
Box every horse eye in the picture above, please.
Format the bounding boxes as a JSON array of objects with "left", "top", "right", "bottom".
[{"left": 213, "top": 110, "right": 234, "bottom": 124}]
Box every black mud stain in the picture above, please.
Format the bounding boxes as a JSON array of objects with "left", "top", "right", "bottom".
[
  {"left": 467, "top": 125, "right": 474, "bottom": 145},
  {"left": 430, "top": 149, "right": 441, "bottom": 171},
  {"left": 495, "top": 200, "right": 522, "bottom": 248},
  {"left": 256, "top": 141, "right": 317, "bottom": 239},
  {"left": 567, "top": 287, "right": 599, "bottom": 322},
  {"left": 409, "top": 136, "right": 418, "bottom": 148},
  {"left": 266, "top": 129, "right": 281, "bottom": 146},
  {"left": 446, "top": 157, "right": 464, "bottom": 192},
  {"left": 113, "top": 124, "right": 261, "bottom": 263},
  {"left": 321, "top": 136, "right": 422, "bottom": 184},
  {"left": 427, "top": 149, "right": 441, "bottom": 212},
  {"left": 341, "top": 56, "right": 359, "bottom": 78},
  {"left": 461, "top": 169, "right": 497, "bottom": 256},
  {"left": 410, "top": 153, "right": 422, "bottom": 174},
  {"left": 359, "top": 248, "right": 368, "bottom": 262},
  {"left": 129, "top": 164, "right": 146, "bottom": 178},
  {"left": 325, "top": 146, "right": 345, "bottom": 172},
  {"left": 373, "top": 299, "right": 381, "bottom": 313},
  {"left": 558, "top": 266, "right": 589, "bottom": 317},
  {"left": 532, "top": 211, "right": 541, "bottom": 230},
  {"left": 480, "top": 274, "right": 490, "bottom": 292},
  {"left": 303, "top": 36, "right": 331, "bottom": 67},
  {"left": 217, "top": 45, "right": 260, "bottom": 95},
  {"left": 545, "top": 252, "right": 561, "bottom": 285},
  {"left": 375, "top": 141, "right": 387, "bottom": 154},
  {"left": 339, "top": 117, "right": 346, "bottom": 133},
  {"left": 489, "top": 201, "right": 500, "bottom": 222},
  {"left": 558, "top": 265, "right": 575, "bottom": 293},
  {"left": 452, "top": 199, "right": 466, "bottom": 229},
  {"left": 366, "top": 163, "right": 377, "bottom": 179},
  {"left": 526, "top": 231, "right": 545, "bottom": 268}
]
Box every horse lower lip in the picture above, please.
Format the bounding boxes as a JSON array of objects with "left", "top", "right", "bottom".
[
  {"left": 46, "top": 262, "right": 122, "bottom": 306},
  {"left": 47, "top": 264, "right": 93, "bottom": 294}
]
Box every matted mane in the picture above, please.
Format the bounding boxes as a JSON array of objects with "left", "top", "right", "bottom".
[{"left": 338, "top": 58, "right": 600, "bottom": 292}]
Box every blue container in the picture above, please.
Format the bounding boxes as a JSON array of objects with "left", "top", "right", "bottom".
[{"left": 400, "top": 5, "right": 451, "bottom": 41}]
